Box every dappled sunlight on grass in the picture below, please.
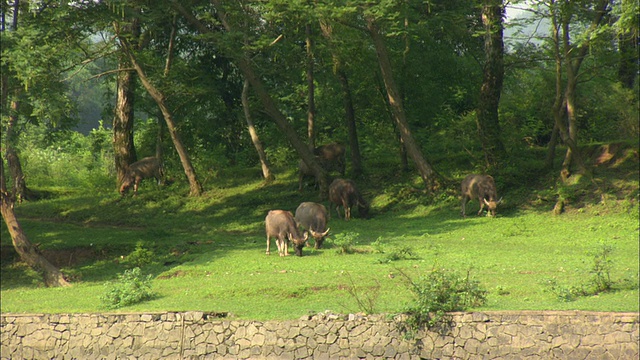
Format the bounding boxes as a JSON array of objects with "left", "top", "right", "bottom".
[{"left": 2, "top": 155, "right": 638, "bottom": 319}]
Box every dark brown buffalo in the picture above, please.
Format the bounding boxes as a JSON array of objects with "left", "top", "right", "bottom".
[
  {"left": 328, "top": 178, "right": 369, "bottom": 221},
  {"left": 294, "top": 202, "right": 330, "bottom": 249},
  {"left": 298, "top": 142, "right": 346, "bottom": 191},
  {"left": 461, "top": 174, "right": 502, "bottom": 217},
  {"left": 119, "top": 157, "right": 164, "bottom": 196},
  {"left": 265, "top": 210, "right": 309, "bottom": 257}
]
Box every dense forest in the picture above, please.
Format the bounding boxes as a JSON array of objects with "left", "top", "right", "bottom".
[{"left": 1, "top": 0, "right": 638, "bottom": 287}]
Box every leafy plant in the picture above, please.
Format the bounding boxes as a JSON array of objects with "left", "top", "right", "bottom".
[
  {"left": 101, "top": 267, "right": 155, "bottom": 309},
  {"left": 399, "top": 267, "right": 487, "bottom": 336},
  {"left": 331, "top": 232, "right": 359, "bottom": 254},
  {"left": 541, "top": 278, "right": 578, "bottom": 302},
  {"left": 124, "top": 242, "right": 156, "bottom": 268},
  {"left": 586, "top": 241, "right": 615, "bottom": 294}
]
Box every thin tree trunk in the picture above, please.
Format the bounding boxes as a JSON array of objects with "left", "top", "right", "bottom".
[
  {"left": 366, "top": 16, "right": 441, "bottom": 192},
  {"left": 3, "top": 0, "right": 28, "bottom": 201},
  {"left": 544, "top": 123, "right": 559, "bottom": 169},
  {"left": 555, "top": 0, "right": 608, "bottom": 179},
  {"left": 477, "top": 0, "right": 507, "bottom": 168},
  {"left": 306, "top": 23, "right": 316, "bottom": 149},
  {"left": 5, "top": 98, "right": 28, "bottom": 201},
  {"left": 179, "top": 0, "right": 328, "bottom": 197},
  {"left": 617, "top": 0, "right": 638, "bottom": 89},
  {"left": 242, "top": 79, "right": 274, "bottom": 182},
  {"left": 319, "top": 20, "right": 362, "bottom": 178},
  {"left": 0, "top": 160, "right": 70, "bottom": 287}
]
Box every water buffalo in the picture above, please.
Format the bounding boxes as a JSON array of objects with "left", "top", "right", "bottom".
[
  {"left": 461, "top": 174, "right": 502, "bottom": 217},
  {"left": 265, "top": 210, "right": 309, "bottom": 257},
  {"left": 119, "top": 157, "right": 164, "bottom": 196},
  {"left": 294, "top": 202, "right": 330, "bottom": 249},
  {"left": 328, "top": 178, "right": 369, "bottom": 221},
  {"left": 298, "top": 142, "right": 346, "bottom": 191}
]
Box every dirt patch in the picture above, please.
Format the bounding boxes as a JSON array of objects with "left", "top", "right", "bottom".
[{"left": 583, "top": 142, "right": 639, "bottom": 168}]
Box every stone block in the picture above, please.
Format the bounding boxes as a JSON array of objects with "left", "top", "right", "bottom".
[
  {"left": 251, "top": 333, "right": 265, "bottom": 347},
  {"left": 315, "top": 323, "right": 330, "bottom": 336},
  {"left": 300, "top": 326, "right": 314, "bottom": 338}
]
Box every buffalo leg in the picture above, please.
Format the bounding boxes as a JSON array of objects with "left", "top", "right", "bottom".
[{"left": 477, "top": 197, "right": 485, "bottom": 216}]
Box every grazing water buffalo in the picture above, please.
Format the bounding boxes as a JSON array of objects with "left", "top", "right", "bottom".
[
  {"left": 294, "top": 202, "right": 330, "bottom": 249},
  {"left": 328, "top": 178, "right": 369, "bottom": 221},
  {"left": 461, "top": 174, "right": 502, "bottom": 217},
  {"left": 119, "top": 157, "right": 164, "bottom": 196},
  {"left": 265, "top": 210, "right": 309, "bottom": 257},
  {"left": 298, "top": 142, "right": 346, "bottom": 191}
]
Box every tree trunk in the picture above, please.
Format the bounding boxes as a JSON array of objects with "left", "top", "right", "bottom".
[
  {"left": 113, "top": 20, "right": 139, "bottom": 184},
  {"left": 544, "top": 123, "right": 559, "bottom": 169},
  {"left": 365, "top": 16, "right": 441, "bottom": 192},
  {"left": 116, "top": 32, "right": 203, "bottom": 197},
  {"left": 0, "top": 159, "right": 70, "bottom": 287},
  {"left": 5, "top": 97, "right": 28, "bottom": 201},
  {"left": 617, "top": 0, "right": 638, "bottom": 89},
  {"left": 242, "top": 78, "right": 274, "bottom": 182},
  {"left": 182, "top": 0, "right": 328, "bottom": 197},
  {"left": 337, "top": 68, "right": 363, "bottom": 178},
  {"left": 555, "top": 0, "right": 608, "bottom": 179},
  {"left": 306, "top": 23, "right": 316, "bottom": 149},
  {"left": 319, "top": 20, "right": 363, "bottom": 178},
  {"left": 477, "top": 0, "right": 507, "bottom": 168}
]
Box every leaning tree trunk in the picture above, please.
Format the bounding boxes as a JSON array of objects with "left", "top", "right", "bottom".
[
  {"left": 116, "top": 34, "right": 203, "bottom": 197},
  {"left": 0, "top": 160, "right": 70, "bottom": 287},
  {"left": 242, "top": 79, "right": 274, "bottom": 182},
  {"left": 183, "top": 0, "right": 328, "bottom": 197},
  {"left": 477, "top": 0, "right": 507, "bottom": 168},
  {"left": 5, "top": 98, "right": 28, "bottom": 201},
  {"left": 366, "top": 16, "right": 441, "bottom": 192}
]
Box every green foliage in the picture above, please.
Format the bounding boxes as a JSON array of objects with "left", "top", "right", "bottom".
[
  {"left": 330, "top": 232, "right": 359, "bottom": 254},
  {"left": 586, "top": 241, "right": 615, "bottom": 294},
  {"left": 19, "top": 123, "right": 113, "bottom": 189},
  {"left": 400, "top": 267, "right": 487, "bottom": 335},
  {"left": 123, "top": 242, "right": 156, "bottom": 268},
  {"left": 373, "top": 238, "right": 416, "bottom": 263},
  {"left": 542, "top": 241, "right": 622, "bottom": 302},
  {"left": 101, "top": 268, "right": 155, "bottom": 310}
]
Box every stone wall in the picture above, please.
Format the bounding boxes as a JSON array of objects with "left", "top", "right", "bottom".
[{"left": 1, "top": 310, "right": 638, "bottom": 359}]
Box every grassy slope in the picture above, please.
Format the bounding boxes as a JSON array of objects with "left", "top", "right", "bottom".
[{"left": 1, "top": 147, "right": 638, "bottom": 320}]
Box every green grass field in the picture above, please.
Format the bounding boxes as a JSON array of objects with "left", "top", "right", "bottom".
[{"left": 1, "top": 152, "right": 638, "bottom": 320}]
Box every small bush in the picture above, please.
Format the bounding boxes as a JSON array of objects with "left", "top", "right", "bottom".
[
  {"left": 101, "top": 267, "right": 155, "bottom": 309},
  {"left": 331, "top": 232, "right": 359, "bottom": 254},
  {"left": 400, "top": 267, "right": 487, "bottom": 335},
  {"left": 124, "top": 242, "right": 156, "bottom": 268}
]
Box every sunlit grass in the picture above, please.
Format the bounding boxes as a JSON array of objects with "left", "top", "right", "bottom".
[{"left": 1, "top": 161, "right": 638, "bottom": 319}]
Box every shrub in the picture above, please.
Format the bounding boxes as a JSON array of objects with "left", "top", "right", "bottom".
[
  {"left": 101, "top": 267, "right": 155, "bottom": 309},
  {"left": 400, "top": 267, "right": 487, "bottom": 335},
  {"left": 331, "top": 232, "right": 359, "bottom": 254},
  {"left": 124, "top": 242, "right": 156, "bottom": 268}
]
